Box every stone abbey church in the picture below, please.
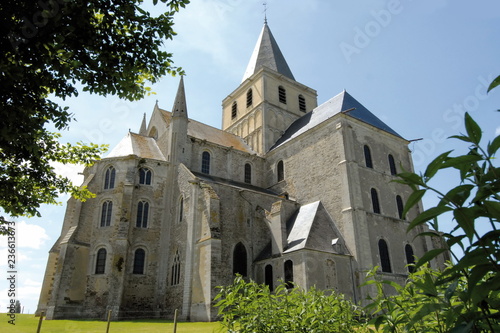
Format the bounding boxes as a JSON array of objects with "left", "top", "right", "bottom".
[{"left": 37, "top": 23, "right": 444, "bottom": 321}]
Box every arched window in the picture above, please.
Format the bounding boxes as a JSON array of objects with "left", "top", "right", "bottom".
[
  {"left": 244, "top": 163, "right": 252, "bottom": 184},
  {"left": 364, "top": 145, "right": 373, "bottom": 168},
  {"left": 139, "top": 167, "right": 152, "bottom": 185},
  {"left": 396, "top": 195, "right": 404, "bottom": 219},
  {"left": 277, "top": 160, "right": 284, "bottom": 182},
  {"left": 388, "top": 154, "right": 397, "bottom": 175},
  {"left": 95, "top": 248, "right": 107, "bottom": 274},
  {"left": 246, "top": 89, "right": 253, "bottom": 107},
  {"left": 104, "top": 166, "right": 116, "bottom": 189},
  {"left": 178, "top": 196, "right": 184, "bottom": 223},
  {"left": 284, "top": 260, "right": 294, "bottom": 288},
  {"left": 278, "top": 86, "right": 287, "bottom": 104},
  {"left": 171, "top": 250, "right": 181, "bottom": 285},
  {"left": 201, "top": 151, "right": 210, "bottom": 174},
  {"left": 136, "top": 201, "right": 149, "bottom": 228},
  {"left": 405, "top": 244, "right": 415, "bottom": 273},
  {"left": 371, "top": 188, "right": 380, "bottom": 214},
  {"left": 133, "top": 248, "right": 146, "bottom": 274},
  {"left": 233, "top": 242, "right": 247, "bottom": 277},
  {"left": 231, "top": 101, "right": 238, "bottom": 119},
  {"left": 265, "top": 264, "right": 273, "bottom": 292},
  {"left": 378, "top": 239, "right": 392, "bottom": 273},
  {"left": 100, "top": 201, "right": 113, "bottom": 227},
  {"left": 298, "top": 94, "right": 306, "bottom": 112}
]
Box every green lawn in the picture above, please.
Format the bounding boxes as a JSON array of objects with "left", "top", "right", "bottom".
[{"left": 0, "top": 314, "right": 224, "bottom": 333}]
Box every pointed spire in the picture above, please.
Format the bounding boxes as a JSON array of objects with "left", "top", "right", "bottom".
[
  {"left": 241, "top": 23, "right": 295, "bottom": 83},
  {"left": 139, "top": 113, "right": 147, "bottom": 135},
  {"left": 172, "top": 76, "right": 188, "bottom": 118}
]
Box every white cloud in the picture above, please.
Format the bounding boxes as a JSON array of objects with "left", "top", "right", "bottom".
[
  {"left": 18, "top": 252, "right": 30, "bottom": 262},
  {"left": 0, "top": 239, "right": 49, "bottom": 314},
  {"left": 495, "top": 126, "right": 500, "bottom": 137},
  {"left": 0, "top": 283, "right": 44, "bottom": 315},
  {"left": 51, "top": 161, "right": 85, "bottom": 186},
  {"left": 16, "top": 221, "right": 50, "bottom": 250}
]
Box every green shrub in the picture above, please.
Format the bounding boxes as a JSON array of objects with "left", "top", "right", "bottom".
[
  {"left": 364, "top": 264, "right": 499, "bottom": 332},
  {"left": 364, "top": 76, "right": 500, "bottom": 332},
  {"left": 214, "top": 276, "right": 366, "bottom": 333}
]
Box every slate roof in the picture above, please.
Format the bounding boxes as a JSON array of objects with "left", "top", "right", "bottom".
[
  {"left": 159, "top": 108, "right": 255, "bottom": 154},
  {"left": 270, "top": 90, "right": 403, "bottom": 151},
  {"left": 106, "top": 132, "right": 166, "bottom": 161},
  {"left": 188, "top": 119, "right": 255, "bottom": 153},
  {"left": 284, "top": 201, "right": 321, "bottom": 253},
  {"left": 192, "top": 171, "right": 279, "bottom": 196},
  {"left": 242, "top": 23, "right": 295, "bottom": 82}
]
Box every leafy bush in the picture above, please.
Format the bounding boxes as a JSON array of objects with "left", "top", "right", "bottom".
[
  {"left": 364, "top": 76, "right": 500, "bottom": 332},
  {"left": 215, "top": 276, "right": 366, "bottom": 333},
  {"left": 364, "top": 264, "right": 499, "bottom": 332}
]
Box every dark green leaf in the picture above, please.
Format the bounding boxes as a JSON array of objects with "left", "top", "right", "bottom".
[
  {"left": 441, "top": 184, "right": 473, "bottom": 207},
  {"left": 403, "top": 189, "right": 426, "bottom": 220},
  {"left": 476, "top": 229, "right": 500, "bottom": 245},
  {"left": 453, "top": 207, "right": 476, "bottom": 240},
  {"left": 487, "top": 74, "right": 500, "bottom": 92},
  {"left": 468, "top": 264, "right": 492, "bottom": 294},
  {"left": 424, "top": 151, "right": 452, "bottom": 180},
  {"left": 483, "top": 200, "right": 500, "bottom": 218},
  {"left": 448, "top": 248, "right": 490, "bottom": 274},
  {"left": 415, "top": 231, "right": 442, "bottom": 239},
  {"left": 487, "top": 134, "right": 500, "bottom": 155},
  {"left": 441, "top": 154, "right": 482, "bottom": 169},
  {"left": 415, "top": 248, "right": 447, "bottom": 268},
  {"left": 449, "top": 135, "right": 473, "bottom": 143},
  {"left": 397, "top": 172, "right": 426, "bottom": 187},
  {"left": 446, "top": 234, "right": 466, "bottom": 250},
  {"left": 464, "top": 112, "right": 482, "bottom": 144},
  {"left": 408, "top": 205, "right": 453, "bottom": 232}
]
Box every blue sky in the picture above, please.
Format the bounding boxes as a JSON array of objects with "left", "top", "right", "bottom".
[{"left": 1, "top": 0, "right": 499, "bottom": 315}]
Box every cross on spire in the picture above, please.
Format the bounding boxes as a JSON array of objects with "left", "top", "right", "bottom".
[{"left": 263, "top": 2, "right": 267, "bottom": 24}]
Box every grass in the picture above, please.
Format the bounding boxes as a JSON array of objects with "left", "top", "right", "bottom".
[{"left": 0, "top": 313, "right": 224, "bottom": 333}]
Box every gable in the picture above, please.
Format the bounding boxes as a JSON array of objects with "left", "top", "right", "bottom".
[
  {"left": 106, "top": 132, "right": 166, "bottom": 161},
  {"left": 284, "top": 201, "right": 348, "bottom": 255}
]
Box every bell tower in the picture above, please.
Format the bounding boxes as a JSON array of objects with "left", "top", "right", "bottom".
[{"left": 222, "top": 23, "right": 317, "bottom": 154}]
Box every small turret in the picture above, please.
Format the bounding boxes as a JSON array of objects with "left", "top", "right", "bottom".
[
  {"left": 168, "top": 76, "right": 189, "bottom": 164},
  {"left": 172, "top": 76, "right": 188, "bottom": 118},
  {"left": 139, "top": 113, "right": 147, "bottom": 136}
]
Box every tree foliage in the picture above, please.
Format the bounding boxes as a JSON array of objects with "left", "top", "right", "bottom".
[
  {"left": 0, "top": 0, "right": 189, "bottom": 225},
  {"left": 215, "top": 276, "right": 366, "bottom": 333},
  {"left": 365, "top": 80, "right": 500, "bottom": 331},
  {"left": 364, "top": 264, "right": 499, "bottom": 332}
]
